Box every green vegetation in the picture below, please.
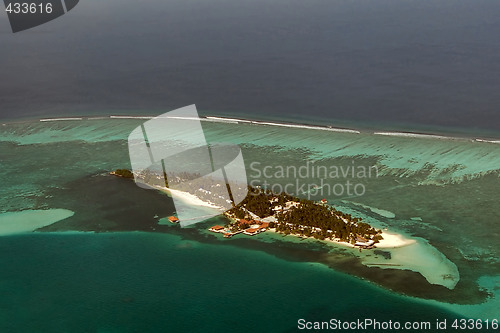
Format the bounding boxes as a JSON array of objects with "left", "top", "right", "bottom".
[
  {"left": 227, "top": 186, "right": 382, "bottom": 245},
  {"left": 114, "top": 168, "right": 381, "bottom": 246},
  {"left": 138, "top": 169, "right": 202, "bottom": 188},
  {"left": 238, "top": 187, "right": 294, "bottom": 218},
  {"left": 275, "top": 201, "right": 380, "bottom": 243},
  {"left": 113, "top": 169, "right": 134, "bottom": 179}
]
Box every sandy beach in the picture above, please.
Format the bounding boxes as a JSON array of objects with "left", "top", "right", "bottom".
[
  {"left": 266, "top": 227, "right": 414, "bottom": 250},
  {"left": 376, "top": 231, "right": 417, "bottom": 248},
  {"left": 151, "top": 183, "right": 457, "bottom": 289},
  {"left": 154, "top": 185, "right": 223, "bottom": 210},
  {"left": 361, "top": 239, "right": 460, "bottom": 290},
  {"left": 265, "top": 226, "right": 459, "bottom": 288}
]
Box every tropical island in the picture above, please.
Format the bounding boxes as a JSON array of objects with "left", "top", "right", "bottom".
[
  {"left": 212, "top": 187, "right": 383, "bottom": 248},
  {"left": 111, "top": 168, "right": 383, "bottom": 249},
  {"left": 108, "top": 168, "right": 462, "bottom": 290}
]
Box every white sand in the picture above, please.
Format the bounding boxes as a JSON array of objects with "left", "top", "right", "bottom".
[
  {"left": 267, "top": 228, "right": 414, "bottom": 250},
  {"left": 154, "top": 186, "right": 224, "bottom": 227},
  {"left": 269, "top": 226, "right": 458, "bottom": 289},
  {"left": 0, "top": 209, "right": 75, "bottom": 236},
  {"left": 361, "top": 239, "right": 460, "bottom": 289},
  {"left": 155, "top": 186, "right": 222, "bottom": 210},
  {"left": 376, "top": 231, "right": 417, "bottom": 248},
  {"left": 155, "top": 185, "right": 451, "bottom": 289}
]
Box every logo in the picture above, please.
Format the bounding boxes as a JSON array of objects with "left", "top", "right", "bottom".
[
  {"left": 4, "top": 0, "right": 79, "bottom": 33},
  {"left": 127, "top": 105, "right": 248, "bottom": 227}
]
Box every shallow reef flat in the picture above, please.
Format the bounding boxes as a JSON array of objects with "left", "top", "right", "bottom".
[{"left": 0, "top": 117, "right": 499, "bottom": 317}]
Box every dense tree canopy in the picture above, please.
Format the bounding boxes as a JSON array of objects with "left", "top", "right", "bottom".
[
  {"left": 236, "top": 187, "right": 381, "bottom": 244},
  {"left": 113, "top": 169, "right": 134, "bottom": 179}
]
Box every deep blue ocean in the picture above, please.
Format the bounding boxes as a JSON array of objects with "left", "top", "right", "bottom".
[
  {"left": 1, "top": 0, "right": 500, "bottom": 137},
  {"left": 0, "top": 232, "right": 464, "bottom": 332}
]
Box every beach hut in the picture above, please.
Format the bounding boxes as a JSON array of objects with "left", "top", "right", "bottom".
[
  {"left": 355, "top": 236, "right": 375, "bottom": 247},
  {"left": 168, "top": 216, "right": 180, "bottom": 223},
  {"left": 209, "top": 225, "right": 225, "bottom": 232},
  {"left": 243, "top": 228, "right": 260, "bottom": 236}
]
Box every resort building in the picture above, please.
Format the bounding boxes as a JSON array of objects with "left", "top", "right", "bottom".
[
  {"left": 168, "top": 216, "right": 180, "bottom": 223},
  {"left": 243, "top": 228, "right": 263, "bottom": 236},
  {"left": 238, "top": 219, "right": 251, "bottom": 226},
  {"left": 209, "top": 225, "right": 225, "bottom": 233},
  {"left": 243, "top": 222, "right": 269, "bottom": 236},
  {"left": 355, "top": 236, "right": 375, "bottom": 248}
]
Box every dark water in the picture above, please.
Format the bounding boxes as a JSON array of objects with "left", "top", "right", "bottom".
[
  {"left": 1, "top": 0, "right": 500, "bottom": 135},
  {"left": 0, "top": 233, "right": 464, "bottom": 333}
]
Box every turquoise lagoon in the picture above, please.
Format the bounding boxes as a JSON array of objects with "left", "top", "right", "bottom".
[{"left": 0, "top": 116, "right": 499, "bottom": 331}]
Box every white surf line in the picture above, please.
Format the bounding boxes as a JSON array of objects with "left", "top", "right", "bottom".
[
  {"left": 203, "top": 117, "right": 239, "bottom": 124},
  {"left": 110, "top": 115, "right": 202, "bottom": 121},
  {"left": 40, "top": 117, "right": 83, "bottom": 122},
  {"left": 257, "top": 121, "right": 360, "bottom": 134},
  {"left": 374, "top": 131, "right": 460, "bottom": 140},
  {"left": 87, "top": 116, "right": 111, "bottom": 120},
  {"left": 165, "top": 116, "right": 200, "bottom": 121},
  {"left": 475, "top": 138, "right": 500, "bottom": 144},
  {"left": 205, "top": 116, "right": 360, "bottom": 133},
  {"left": 34, "top": 114, "right": 500, "bottom": 143},
  {"left": 206, "top": 116, "right": 253, "bottom": 123},
  {"left": 110, "top": 115, "right": 154, "bottom": 120}
]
